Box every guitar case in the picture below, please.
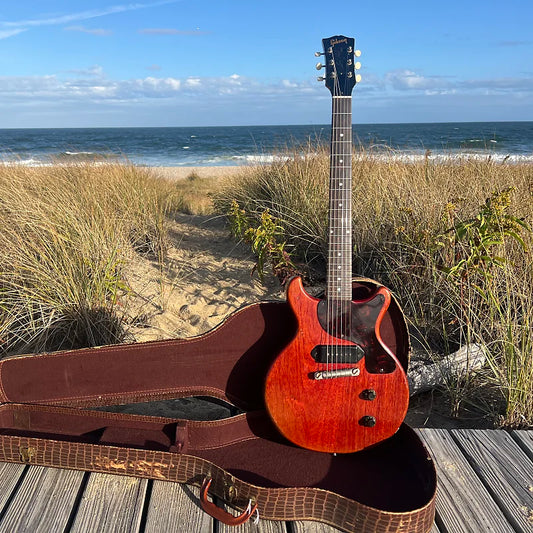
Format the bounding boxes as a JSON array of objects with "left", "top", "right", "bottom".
[{"left": 0, "top": 279, "right": 436, "bottom": 533}]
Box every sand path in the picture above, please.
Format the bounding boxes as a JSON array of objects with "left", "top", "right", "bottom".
[{"left": 126, "top": 212, "right": 283, "bottom": 343}]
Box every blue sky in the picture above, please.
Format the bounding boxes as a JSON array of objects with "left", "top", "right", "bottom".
[{"left": 1, "top": 0, "right": 532, "bottom": 127}]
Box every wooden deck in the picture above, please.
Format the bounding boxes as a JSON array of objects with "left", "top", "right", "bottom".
[{"left": 0, "top": 428, "right": 531, "bottom": 532}]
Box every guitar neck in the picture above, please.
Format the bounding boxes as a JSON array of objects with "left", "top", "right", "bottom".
[{"left": 327, "top": 96, "right": 353, "bottom": 301}]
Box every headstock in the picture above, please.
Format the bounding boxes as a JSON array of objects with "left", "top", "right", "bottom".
[{"left": 316, "top": 35, "right": 361, "bottom": 96}]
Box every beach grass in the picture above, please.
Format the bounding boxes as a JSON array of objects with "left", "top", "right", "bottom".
[
  {"left": 2, "top": 155, "right": 531, "bottom": 428},
  {"left": 215, "top": 147, "right": 533, "bottom": 427},
  {"left": 0, "top": 163, "right": 180, "bottom": 355},
  {"left": 170, "top": 170, "right": 220, "bottom": 215}
]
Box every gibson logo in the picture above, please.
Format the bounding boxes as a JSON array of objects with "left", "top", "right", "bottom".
[
  {"left": 93, "top": 456, "right": 169, "bottom": 480},
  {"left": 330, "top": 37, "right": 348, "bottom": 46}
]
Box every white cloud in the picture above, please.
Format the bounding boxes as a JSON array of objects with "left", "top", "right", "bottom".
[
  {"left": 460, "top": 77, "right": 533, "bottom": 91},
  {"left": 0, "top": 1, "right": 179, "bottom": 39},
  {"left": 385, "top": 69, "right": 450, "bottom": 91},
  {"left": 0, "top": 28, "right": 26, "bottom": 39},
  {"left": 383, "top": 69, "right": 533, "bottom": 95},
  {"left": 139, "top": 28, "right": 208, "bottom": 35},
  {"left": 67, "top": 65, "right": 105, "bottom": 77},
  {"left": 282, "top": 80, "right": 298, "bottom": 88},
  {"left": 2, "top": 67, "right": 531, "bottom": 111},
  {"left": 0, "top": 70, "right": 317, "bottom": 106},
  {"left": 0, "top": 1, "right": 179, "bottom": 28},
  {"left": 65, "top": 26, "right": 112, "bottom": 36}
]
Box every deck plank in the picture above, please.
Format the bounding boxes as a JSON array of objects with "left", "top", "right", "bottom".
[
  {"left": 69, "top": 472, "right": 147, "bottom": 533},
  {"left": 216, "top": 498, "right": 288, "bottom": 532},
  {"left": 0, "top": 465, "right": 85, "bottom": 533},
  {"left": 417, "top": 428, "right": 513, "bottom": 532},
  {"left": 0, "top": 463, "right": 26, "bottom": 513},
  {"left": 144, "top": 481, "right": 212, "bottom": 532},
  {"left": 512, "top": 430, "right": 533, "bottom": 461},
  {"left": 452, "top": 429, "right": 533, "bottom": 533}
]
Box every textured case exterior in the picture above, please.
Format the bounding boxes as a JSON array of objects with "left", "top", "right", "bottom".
[{"left": 0, "top": 405, "right": 436, "bottom": 533}]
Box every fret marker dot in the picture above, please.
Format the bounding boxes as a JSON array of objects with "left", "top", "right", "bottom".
[
  {"left": 340, "top": 133, "right": 344, "bottom": 137},
  {"left": 339, "top": 203, "right": 342, "bottom": 207},
  {"left": 337, "top": 288, "right": 341, "bottom": 292},
  {"left": 340, "top": 159, "right": 343, "bottom": 163}
]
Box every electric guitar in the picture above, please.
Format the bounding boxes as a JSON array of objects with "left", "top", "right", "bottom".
[{"left": 265, "top": 36, "right": 410, "bottom": 453}]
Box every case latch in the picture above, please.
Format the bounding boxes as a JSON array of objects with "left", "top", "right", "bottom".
[{"left": 19, "top": 446, "right": 35, "bottom": 463}]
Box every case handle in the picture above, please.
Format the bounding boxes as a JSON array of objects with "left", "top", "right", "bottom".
[{"left": 200, "top": 477, "right": 258, "bottom": 526}]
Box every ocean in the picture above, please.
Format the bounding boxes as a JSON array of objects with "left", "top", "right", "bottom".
[{"left": 0, "top": 122, "right": 532, "bottom": 167}]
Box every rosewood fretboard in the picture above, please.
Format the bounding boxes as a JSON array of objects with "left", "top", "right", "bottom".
[{"left": 327, "top": 95, "right": 353, "bottom": 302}]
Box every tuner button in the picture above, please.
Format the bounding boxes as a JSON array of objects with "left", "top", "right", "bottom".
[
  {"left": 359, "top": 416, "right": 377, "bottom": 428},
  {"left": 315, "top": 51, "right": 324, "bottom": 57},
  {"left": 354, "top": 61, "right": 361, "bottom": 70},
  {"left": 354, "top": 49, "right": 362, "bottom": 57},
  {"left": 355, "top": 74, "right": 362, "bottom": 83},
  {"left": 317, "top": 76, "right": 325, "bottom": 82},
  {"left": 315, "top": 62, "right": 324, "bottom": 70}
]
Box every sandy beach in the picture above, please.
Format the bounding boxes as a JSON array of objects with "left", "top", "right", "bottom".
[{"left": 150, "top": 165, "right": 243, "bottom": 181}]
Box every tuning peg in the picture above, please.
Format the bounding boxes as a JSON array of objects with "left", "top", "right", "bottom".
[
  {"left": 354, "top": 49, "right": 362, "bottom": 57},
  {"left": 355, "top": 74, "right": 362, "bottom": 83},
  {"left": 354, "top": 61, "right": 361, "bottom": 70},
  {"left": 315, "top": 51, "right": 324, "bottom": 57},
  {"left": 317, "top": 76, "right": 325, "bottom": 82},
  {"left": 315, "top": 62, "right": 325, "bottom": 70}
]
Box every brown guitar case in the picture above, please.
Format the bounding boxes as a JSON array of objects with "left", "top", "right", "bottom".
[{"left": 0, "top": 279, "right": 436, "bottom": 533}]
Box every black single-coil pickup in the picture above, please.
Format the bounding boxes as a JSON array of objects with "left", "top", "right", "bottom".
[{"left": 311, "top": 344, "right": 364, "bottom": 364}]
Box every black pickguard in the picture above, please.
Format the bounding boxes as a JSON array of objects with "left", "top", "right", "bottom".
[{"left": 315, "top": 293, "right": 396, "bottom": 373}]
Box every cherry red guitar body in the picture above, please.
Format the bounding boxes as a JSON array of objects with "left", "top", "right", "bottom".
[{"left": 265, "top": 277, "right": 410, "bottom": 453}]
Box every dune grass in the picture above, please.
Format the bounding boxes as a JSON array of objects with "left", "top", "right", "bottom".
[
  {"left": 215, "top": 147, "right": 533, "bottom": 427},
  {"left": 170, "top": 171, "right": 220, "bottom": 215},
  {"left": 2, "top": 155, "right": 531, "bottom": 427},
  {"left": 0, "top": 163, "right": 180, "bottom": 355}
]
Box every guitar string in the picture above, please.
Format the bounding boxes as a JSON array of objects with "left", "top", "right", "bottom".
[
  {"left": 327, "top": 48, "right": 352, "bottom": 373},
  {"left": 337, "top": 94, "right": 342, "bottom": 372},
  {"left": 343, "top": 63, "right": 354, "bottom": 371},
  {"left": 326, "top": 49, "right": 335, "bottom": 374},
  {"left": 326, "top": 51, "right": 334, "bottom": 374},
  {"left": 333, "top": 57, "right": 352, "bottom": 371},
  {"left": 333, "top": 55, "right": 342, "bottom": 372},
  {"left": 330, "top": 51, "right": 339, "bottom": 374},
  {"left": 346, "top": 94, "right": 353, "bottom": 372}
]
